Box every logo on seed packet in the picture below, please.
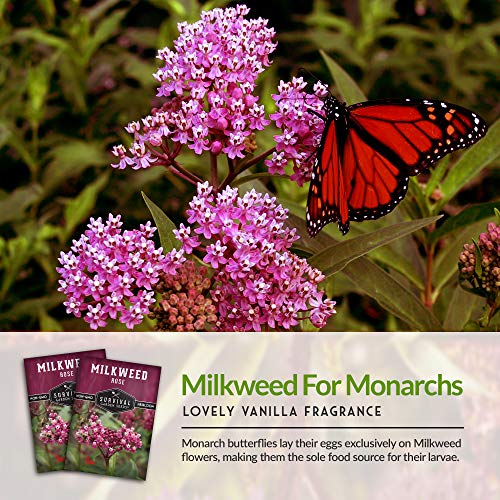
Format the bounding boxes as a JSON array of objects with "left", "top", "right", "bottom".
[
  {"left": 48, "top": 382, "right": 76, "bottom": 406},
  {"left": 95, "top": 388, "right": 136, "bottom": 413}
]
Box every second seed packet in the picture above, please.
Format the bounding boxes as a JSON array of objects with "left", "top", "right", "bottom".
[{"left": 65, "top": 356, "right": 161, "bottom": 480}]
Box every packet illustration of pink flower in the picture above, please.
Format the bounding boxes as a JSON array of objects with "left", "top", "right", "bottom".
[
  {"left": 24, "top": 349, "right": 106, "bottom": 473},
  {"left": 65, "top": 357, "right": 161, "bottom": 480}
]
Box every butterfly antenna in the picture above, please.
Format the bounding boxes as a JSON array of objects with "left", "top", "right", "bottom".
[
  {"left": 297, "top": 67, "right": 335, "bottom": 100},
  {"left": 297, "top": 67, "right": 322, "bottom": 84}
]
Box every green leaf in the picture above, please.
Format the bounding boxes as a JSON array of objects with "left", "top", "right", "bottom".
[
  {"left": 425, "top": 156, "right": 449, "bottom": 198},
  {"left": 430, "top": 201, "right": 500, "bottom": 244},
  {"left": 439, "top": 118, "right": 500, "bottom": 206},
  {"left": 147, "top": 0, "right": 186, "bottom": 16},
  {"left": 234, "top": 172, "right": 289, "bottom": 187},
  {"left": 123, "top": 54, "right": 156, "bottom": 87},
  {"left": 83, "top": 9, "right": 128, "bottom": 62},
  {"left": 142, "top": 192, "right": 180, "bottom": 252},
  {"left": 444, "top": 284, "right": 479, "bottom": 331},
  {"left": 0, "top": 293, "right": 64, "bottom": 322},
  {"left": 39, "top": 311, "right": 63, "bottom": 332},
  {"left": 320, "top": 50, "right": 367, "bottom": 104},
  {"left": 341, "top": 257, "right": 442, "bottom": 331},
  {"left": 377, "top": 25, "right": 436, "bottom": 41},
  {"left": 108, "top": 453, "right": 117, "bottom": 476},
  {"left": 42, "top": 140, "right": 109, "bottom": 193},
  {"left": 35, "top": 445, "right": 51, "bottom": 468},
  {"left": 309, "top": 216, "right": 440, "bottom": 277},
  {"left": 64, "top": 442, "right": 79, "bottom": 468},
  {"left": 369, "top": 245, "right": 424, "bottom": 290},
  {"left": 114, "top": 457, "right": 139, "bottom": 479},
  {"left": 0, "top": 236, "right": 32, "bottom": 300},
  {"left": 1, "top": 122, "right": 37, "bottom": 173},
  {"left": 63, "top": 172, "right": 110, "bottom": 239},
  {"left": 36, "top": 0, "right": 56, "bottom": 23},
  {"left": 13, "top": 28, "right": 78, "bottom": 56},
  {"left": 27, "top": 62, "right": 51, "bottom": 127},
  {"left": 472, "top": 239, "right": 483, "bottom": 278},
  {"left": 0, "top": 184, "right": 44, "bottom": 224},
  {"left": 432, "top": 220, "right": 486, "bottom": 293},
  {"left": 86, "top": 0, "right": 123, "bottom": 21},
  {"left": 57, "top": 56, "right": 87, "bottom": 112},
  {"left": 443, "top": 0, "right": 468, "bottom": 21}
]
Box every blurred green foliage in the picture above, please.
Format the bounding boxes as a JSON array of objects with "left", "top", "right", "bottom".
[{"left": 0, "top": 0, "right": 498, "bottom": 331}]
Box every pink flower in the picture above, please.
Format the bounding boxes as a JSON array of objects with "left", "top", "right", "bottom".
[
  {"left": 111, "top": 5, "right": 276, "bottom": 170},
  {"left": 75, "top": 412, "right": 142, "bottom": 460},
  {"left": 172, "top": 182, "right": 336, "bottom": 331},
  {"left": 39, "top": 412, "right": 69, "bottom": 445},
  {"left": 266, "top": 77, "right": 328, "bottom": 186},
  {"left": 57, "top": 214, "right": 164, "bottom": 330}
]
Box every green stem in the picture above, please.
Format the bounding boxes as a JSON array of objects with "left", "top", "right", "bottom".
[
  {"left": 106, "top": 454, "right": 116, "bottom": 476},
  {"left": 45, "top": 443, "right": 53, "bottom": 471},
  {"left": 219, "top": 147, "right": 276, "bottom": 191},
  {"left": 424, "top": 242, "right": 435, "bottom": 309},
  {"left": 31, "top": 124, "right": 40, "bottom": 181}
]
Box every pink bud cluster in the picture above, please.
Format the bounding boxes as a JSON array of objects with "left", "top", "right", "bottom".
[
  {"left": 171, "top": 182, "right": 336, "bottom": 331},
  {"left": 459, "top": 222, "right": 500, "bottom": 299},
  {"left": 39, "top": 412, "right": 69, "bottom": 445},
  {"left": 266, "top": 77, "right": 328, "bottom": 186},
  {"left": 57, "top": 214, "right": 171, "bottom": 329},
  {"left": 75, "top": 412, "right": 142, "bottom": 459},
  {"left": 111, "top": 4, "right": 275, "bottom": 170},
  {"left": 149, "top": 260, "right": 217, "bottom": 331}
]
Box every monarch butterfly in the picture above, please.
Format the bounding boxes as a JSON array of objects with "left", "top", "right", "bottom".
[{"left": 305, "top": 93, "right": 488, "bottom": 237}]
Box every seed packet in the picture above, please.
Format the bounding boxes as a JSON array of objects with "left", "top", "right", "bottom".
[
  {"left": 65, "top": 357, "right": 161, "bottom": 480},
  {"left": 24, "top": 349, "right": 106, "bottom": 473}
]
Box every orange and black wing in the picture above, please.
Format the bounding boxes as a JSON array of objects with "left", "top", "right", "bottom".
[
  {"left": 343, "top": 99, "right": 487, "bottom": 224},
  {"left": 348, "top": 99, "right": 487, "bottom": 175},
  {"left": 306, "top": 98, "right": 487, "bottom": 236},
  {"left": 306, "top": 119, "right": 350, "bottom": 236},
  {"left": 342, "top": 126, "right": 410, "bottom": 224}
]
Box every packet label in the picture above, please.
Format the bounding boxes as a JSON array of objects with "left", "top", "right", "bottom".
[
  {"left": 24, "top": 349, "right": 106, "bottom": 473},
  {"left": 65, "top": 357, "right": 161, "bottom": 480}
]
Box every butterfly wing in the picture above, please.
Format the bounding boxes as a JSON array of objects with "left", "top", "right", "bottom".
[
  {"left": 306, "top": 118, "right": 350, "bottom": 236},
  {"left": 343, "top": 99, "right": 487, "bottom": 226},
  {"left": 342, "top": 126, "right": 410, "bottom": 223},
  {"left": 347, "top": 99, "right": 488, "bottom": 175},
  {"left": 306, "top": 97, "right": 488, "bottom": 236}
]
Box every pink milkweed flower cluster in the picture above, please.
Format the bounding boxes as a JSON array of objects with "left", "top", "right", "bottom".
[
  {"left": 266, "top": 76, "right": 328, "bottom": 186},
  {"left": 75, "top": 412, "right": 142, "bottom": 460},
  {"left": 39, "top": 412, "right": 69, "bottom": 445},
  {"left": 111, "top": 4, "right": 275, "bottom": 170},
  {"left": 56, "top": 214, "right": 169, "bottom": 330},
  {"left": 171, "top": 182, "right": 336, "bottom": 331}
]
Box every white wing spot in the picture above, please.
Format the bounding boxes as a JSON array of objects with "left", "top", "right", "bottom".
[{"left": 441, "top": 103, "right": 447, "bottom": 108}]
